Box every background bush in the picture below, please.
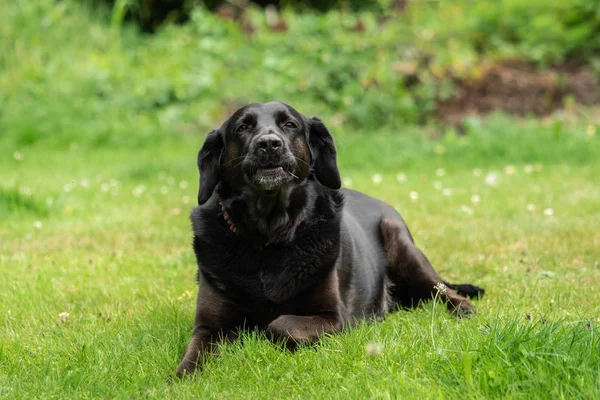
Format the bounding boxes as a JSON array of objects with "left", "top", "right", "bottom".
[{"left": 1, "top": 0, "right": 598, "bottom": 150}]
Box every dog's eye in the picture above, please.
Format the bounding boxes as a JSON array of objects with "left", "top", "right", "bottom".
[
  {"left": 283, "top": 121, "right": 297, "bottom": 129},
  {"left": 236, "top": 124, "right": 249, "bottom": 133}
]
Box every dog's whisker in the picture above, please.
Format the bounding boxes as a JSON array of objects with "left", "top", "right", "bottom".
[
  {"left": 223, "top": 156, "right": 246, "bottom": 166},
  {"left": 294, "top": 156, "right": 310, "bottom": 167}
]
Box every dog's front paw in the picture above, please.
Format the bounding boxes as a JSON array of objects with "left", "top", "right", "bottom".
[
  {"left": 266, "top": 315, "right": 321, "bottom": 348},
  {"left": 175, "top": 358, "right": 199, "bottom": 379}
]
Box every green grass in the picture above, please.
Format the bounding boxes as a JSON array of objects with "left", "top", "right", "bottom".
[
  {"left": 1, "top": 112, "right": 599, "bottom": 399},
  {"left": 1, "top": 0, "right": 599, "bottom": 397}
]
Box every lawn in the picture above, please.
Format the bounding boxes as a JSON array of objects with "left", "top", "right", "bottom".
[
  {"left": 1, "top": 112, "right": 599, "bottom": 399},
  {"left": 1, "top": 0, "right": 600, "bottom": 397}
]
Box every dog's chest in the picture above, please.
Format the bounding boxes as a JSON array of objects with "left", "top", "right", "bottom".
[{"left": 195, "top": 229, "right": 340, "bottom": 304}]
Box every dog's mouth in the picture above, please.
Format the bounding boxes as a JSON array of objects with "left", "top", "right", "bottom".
[
  {"left": 258, "top": 166, "right": 285, "bottom": 175},
  {"left": 252, "top": 164, "right": 295, "bottom": 190}
]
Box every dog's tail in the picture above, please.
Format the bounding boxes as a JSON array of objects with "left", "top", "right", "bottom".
[{"left": 442, "top": 281, "right": 485, "bottom": 299}]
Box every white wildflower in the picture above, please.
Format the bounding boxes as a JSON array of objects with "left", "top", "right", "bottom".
[
  {"left": 58, "top": 312, "right": 69, "bottom": 323},
  {"left": 33, "top": 221, "right": 42, "bottom": 229},
  {"left": 544, "top": 208, "right": 554, "bottom": 216},
  {"left": 371, "top": 174, "right": 382, "bottom": 185},
  {"left": 179, "top": 180, "right": 189, "bottom": 189},
  {"left": 434, "top": 282, "right": 447, "bottom": 294},
  {"left": 80, "top": 179, "right": 89, "bottom": 188},
  {"left": 160, "top": 186, "right": 169, "bottom": 195},
  {"left": 442, "top": 188, "right": 453, "bottom": 197},
  {"left": 409, "top": 191, "right": 419, "bottom": 201},
  {"left": 538, "top": 271, "right": 554, "bottom": 279},
  {"left": 461, "top": 205, "right": 473, "bottom": 215},
  {"left": 342, "top": 177, "right": 353, "bottom": 188},
  {"left": 63, "top": 183, "right": 73, "bottom": 193},
  {"left": 182, "top": 196, "right": 191, "bottom": 204},
  {"left": 433, "top": 181, "right": 443, "bottom": 190},
  {"left": 132, "top": 185, "right": 146, "bottom": 197},
  {"left": 396, "top": 173, "right": 407, "bottom": 183},
  {"left": 484, "top": 172, "right": 499, "bottom": 186},
  {"left": 471, "top": 194, "right": 480, "bottom": 204},
  {"left": 504, "top": 165, "right": 516, "bottom": 175},
  {"left": 101, "top": 183, "right": 110, "bottom": 192},
  {"left": 473, "top": 168, "right": 482, "bottom": 177},
  {"left": 13, "top": 151, "right": 24, "bottom": 161},
  {"left": 435, "top": 168, "right": 445, "bottom": 177},
  {"left": 365, "top": 343, "right": 383, "bottom": 357},
  {"left": 527, "top": 204, "right": 536, "bottom": 212},
  {"left": 524, "top": 164, "right": 534, "bottom": 174}
]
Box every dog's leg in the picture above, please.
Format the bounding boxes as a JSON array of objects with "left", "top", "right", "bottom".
[
  {"left": 176, "top": 275, "right": 239, "bottom": 378},
  {"left": 380, "top": 218, "right": 477, "bottom": 315},
  {"left": 266, "top": 273, "right": 344, "bottom": 347}
]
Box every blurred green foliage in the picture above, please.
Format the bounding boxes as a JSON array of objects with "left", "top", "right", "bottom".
[
  {"left": 0, "top": 188, "right": 49, "bottom": 217},
  {"left": 101, "top": 0, "right": 394, "bottom": 32},
  {"left": 1, "top": 0, "right": 598, "bottom": 150}
]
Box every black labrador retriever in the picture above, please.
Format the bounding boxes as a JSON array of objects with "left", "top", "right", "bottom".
[{"left": 176, "top": 102, "right": 484, "bottom": 377}]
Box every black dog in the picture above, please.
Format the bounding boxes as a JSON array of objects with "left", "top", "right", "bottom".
[{"left": 176, "top": 102, "right": 484, "bottom": 377}]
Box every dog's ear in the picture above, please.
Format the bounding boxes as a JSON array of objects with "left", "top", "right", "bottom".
[
  {"left": 197, "top": 129, "right": 225, "bottom": 205},
  {"left": 308, "top": 117, "right": 341, "bottom": 190}
]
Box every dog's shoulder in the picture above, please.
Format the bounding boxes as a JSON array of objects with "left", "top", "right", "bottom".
[{"left": 307, "top": 183, "right": 345, "bottom": 222}]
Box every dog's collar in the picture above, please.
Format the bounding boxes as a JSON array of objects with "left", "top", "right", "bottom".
[
  {"left": 218, "top": 201, "right": 304, "bottom": 236},
  {"left": 218, "top": 201, "right": 239, "bottom": 234}
]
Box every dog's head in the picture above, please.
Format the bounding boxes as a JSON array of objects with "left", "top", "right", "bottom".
[{"left": 197, "top": 102, "right": 341, "bottom": 204}]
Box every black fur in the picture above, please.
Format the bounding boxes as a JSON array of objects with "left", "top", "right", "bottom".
[
  {"left": 197, "top": 129, "right": 224, "bottom": 205},
  {"left": 308, "top": 117, "right": 341, "bottom": 190}
]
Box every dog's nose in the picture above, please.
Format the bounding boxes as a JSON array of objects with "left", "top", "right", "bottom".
[{"left": 256, "top": 134, "right": 282, "bottom": 152}]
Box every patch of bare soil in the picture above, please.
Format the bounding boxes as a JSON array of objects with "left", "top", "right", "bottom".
[{"left": 435, "top": 61, "right": 600, "bottom": 125}]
